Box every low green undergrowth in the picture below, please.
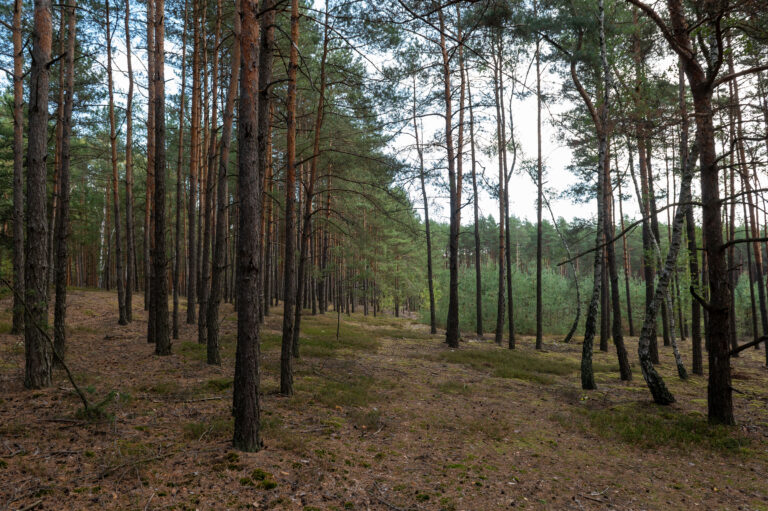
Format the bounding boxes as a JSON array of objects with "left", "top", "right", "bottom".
[
  {"left": 562, "top": 402, "right": 751, "bottom": 453},
  {"left": 435, "top": 347, "right": 578, "bottom": 384}
]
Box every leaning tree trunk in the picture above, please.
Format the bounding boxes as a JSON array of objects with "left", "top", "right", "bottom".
[{"left": 635, "top": 134, "right": 699, "bottom": 404}]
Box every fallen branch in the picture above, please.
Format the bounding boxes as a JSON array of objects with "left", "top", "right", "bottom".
[
  {"left": 16, "top": 500, "right": 43, "bottom": 511},
  {"left": 0, "top": 278, "right": 92, "bottom": 414},
  {"left": 97, "top": 453, "right": 173, "bottom": 480},
  {"left": 728, "top": 336, "right": 767, "bottom": 357}
]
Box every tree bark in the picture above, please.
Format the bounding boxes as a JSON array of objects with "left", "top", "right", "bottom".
[
  {"left": 281, "top": 0, "right": 300, "bottom": 394},
  {"left": 207, "top": 0, "right": 240, "bottom": 366},
  {"left": 54, "top": 0, "right": 76, "bottom": 362},
  {"left": 199, "top": 0, "right": 222, "bottom": 347},
  {"left": 145, "top": 0, "right": 155, "bottom": 315},
  {"left": 258, "top": 0, "right": 276, "bottom": 319},
  {"left": 173, "top": 0, "right": 189, "bottom": 339},
  {"left": 467, "top": 73, "right": 482, "bottom": 337},
  {"left": 233, "top": 0, "right": 262, "bottom": 452},
  {"left": 11, "top": 0, "right": 24, "bottom": 335},
  {"left": 151, "top": 0, "right": 170, "bottom": 355},
  {"left": 293, "top": 2, "right": 329, "bottom": 354},
  {"left": 493, "top": 39, "right": 505, "bottom": 346},
  {"left": 106, "top": 0, "right": 127, "bottom": 326},
  {"left": 535, "top": 22, "right": 544, "bottom": 350},
  {"left": 413, "top": 78, "right": 436, "bottom": 335},
  {"left": 603, "top": 143, "right": 632, "bottom": 380},
  {"left": 124, "top": 0, "right": 136, "bottom": 322},
  {"left": 438, "top": 8, "right": 460, "bottom": 348},
  {"left": 186, "top": 0, "right": 201, "bottom": 325},
  {"left": 25, "top": 0, "right": 54, "bottom": 389}
]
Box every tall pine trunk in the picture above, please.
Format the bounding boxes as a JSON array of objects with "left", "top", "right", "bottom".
[
  {"left": 199, "top": 0, "right": 222, "bottom": 347},
  {"left": 186, "top": 0, "right": 201, "bottom": 325},
  {"left": 413, "top": 78, "right": 436, "bottom": 335},
  {"left": 151, "top": 0, "right": 170, "bottom": 355},
  {"left": 292, "top": 2, "right": 328, "bottom": 353},
  {"left": 24, "top": 0, "right": 54, "bottom": 389},
  {"left": 280, "top": 0, "right": 300, "bottom": 394},
  {"left": 467, "top": 76, "right": 482, "bottom": 337},
  {"left": 54, "top": 0, "right": 76, "bottom": 360},
  {"left": 207, "top": 0, "right": 240, "bottom": 366},
  {"left": 438, "top": 8, "right": 460, "bottom": 348},
  {"left": 106, "top": 0, "right": 127, "bottom": 326},
  {"left": 233, "top": 0, "right": 262, "bottom": 452},
  {"left": 173, "top": 0, "right": 189, "bottom": 339},
  {"left": 124, "top": 0, "right": 136, "bottom": 322},
  {"left": 11, "top": 0, "right": 24, "bottom": 335}
]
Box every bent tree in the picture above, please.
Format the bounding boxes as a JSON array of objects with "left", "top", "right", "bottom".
[{"left": 628, "top": 0, "right": 768, "bottom": 425}]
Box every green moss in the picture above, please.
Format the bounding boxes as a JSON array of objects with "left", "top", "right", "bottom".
[
  {"left": 297, "top": 374, "right": 386, "bottom": 408},
  {"left": 177, "top": 341, "right": 206, "bottom": 361},
  {"left": 348, "top": 409, "right": 381, "bottom": 430},
  {"left": 579, "top": 403, "right": 751, "bottom": 452},
  {"left": 182, "top": 417, "right": 233, "bottom": 440},
  {"left": 205, "top": 378, "right": 234, "bottom": 392},
  {"left": 435, "top": 348, "right": 578, "bottom": 384}
]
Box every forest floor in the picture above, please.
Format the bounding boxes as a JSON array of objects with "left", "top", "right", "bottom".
[{"left": 1, "top": 290, "right": 768, "bottom": 511}]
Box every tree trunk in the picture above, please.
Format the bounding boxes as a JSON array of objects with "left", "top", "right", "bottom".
[
  {"left": 233, "top": 0, "right": 262, "bottom": 452},
  {"left": 199, "top": 0, "right": 222, "bottom": 347},
  {"left": 11, "top": 0, "right": 24, "bottom": 335},
  {"left": 493, "top": 42, "right": 505, "bottom": 346},
  {"left": 467, "top": 74, "right": 482, "bottom": 337},
  {"left": 413, "top": 78, "right": 436, "bottom": 335},
  {"left": 207, "top": 0, "right": 240, "bottom": 366},
  {"left": 678, "top": 58, "right": 703, "bottom": 375},
  {"left": 24, "top": 0, "right": 54, "bottom": 389},
  {"left": 293, "top": 2, "right": 328, "bottom": 354},
  {"left": 603, "top": 144, "right": 632, "bottom": 380},
  {"left": 54, "top": 0, "right": 76, "bottom": 362},
  {"left": 535, "top": 20, "right": 543, "bottom": 350},
  {"left": 173, "top": 0, "right": 189, "bottom": 339},
  {"left": 151, "top": 0, "right": 170, "bottom": 355},
  {"left": 257, "top": 0, "right": 276, "bottom": 320},
  {"left": 616, "top": 162, "right": 634, "bottom": 336},
  {"left": 281, "top": 0, "right": 300, "bottom": 394},
  {"left": 438, "top": 8, "right": 460, "bottom": 349},
  {"left": 186, "top": 0, "right": 201, "bottom": 325},
  {"left": 145, "top": 0, "right": 155, "bottom": 314},
  {"left": 124, "top": 0, "right": 136, "bottom": 323},
  {"left": 106, "top": 0, "right": 127, "bottom": 326}
]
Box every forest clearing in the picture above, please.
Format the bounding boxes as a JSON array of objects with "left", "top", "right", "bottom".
[
  {"left": 3, "top": 0, "right": 768, "bottom": 508},
  {"left": 1, "top": 291, "right": 767, "bottom": 510}
]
